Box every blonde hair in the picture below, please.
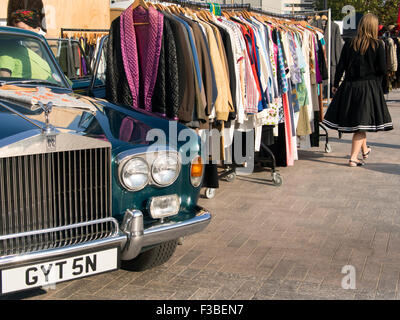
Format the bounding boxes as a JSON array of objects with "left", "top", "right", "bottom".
[{"left": 352, "top": 13, "right": 379, "bottom": 55}]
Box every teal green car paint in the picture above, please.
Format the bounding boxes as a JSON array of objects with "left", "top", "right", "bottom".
[
  {"left": 0, "top": 27, "right": 203, "bottom": 225},
  {"left": 0, "top": 26, "right": 210, "bottom": 293}
]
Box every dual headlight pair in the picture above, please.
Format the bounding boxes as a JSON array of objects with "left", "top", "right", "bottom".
[{"left": 119, "top": 151, "right": 203, "bottom": 191}]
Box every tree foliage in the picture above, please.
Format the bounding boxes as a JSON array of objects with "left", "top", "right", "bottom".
[{"left": 315, "top": 0, "right": 400, "bottom": 26}]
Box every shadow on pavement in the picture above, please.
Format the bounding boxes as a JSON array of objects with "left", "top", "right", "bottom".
[
  {"left": 362, "top": 163, "right": 400, "bottom": 175},
  {"left": 236, "top": 176, "right": 276, "bottom": 186},
  {"left": 0, "top": 288, "right": 46, "bottom": 300},
  {"left": 329, "top": 137, "right": 400, "bottom": 151},
  {"left": 298, "top": 149, "right": 349, "bottom": 160}
]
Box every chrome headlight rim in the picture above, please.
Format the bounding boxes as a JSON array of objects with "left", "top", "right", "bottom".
[
  {"left": 151, "top": 152, "right": 181, "bottom": 188},
  {"left": 119, "top": 157, "right": 150, "bottom": 192},
  {"left": 117, "top": 149, "right": 182, "bottom": 191}
]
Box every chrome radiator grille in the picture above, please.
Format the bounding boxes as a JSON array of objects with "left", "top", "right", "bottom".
[{"left": 0, "top": 147, "right": 112, "bottom": 256}]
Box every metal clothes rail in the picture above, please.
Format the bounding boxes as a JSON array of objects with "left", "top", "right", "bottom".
[
  {"left": 60, "top": 28, "right": 110, "bottom": 38},
  {"left": 164, "top": 0, "right": 306, "bottom": 19},
  {"left": 300, "top": 9, "right": 334, "bottom": 147}
]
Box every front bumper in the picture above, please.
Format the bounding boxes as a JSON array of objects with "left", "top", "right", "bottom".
[
  {"left": 0, "top": 206, "right": 211, "bottom": 269},
  {"left": 120, "top": 206, "right": 211, "bottom": 260}
]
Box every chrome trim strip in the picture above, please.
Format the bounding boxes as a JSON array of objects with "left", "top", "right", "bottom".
[
  {"left": 0, "top": 234, "right": 127, "bottom": 269},
  {"left": 0, "top": 218, "right": 119, "bottom": 241}
]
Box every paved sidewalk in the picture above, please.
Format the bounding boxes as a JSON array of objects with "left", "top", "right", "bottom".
[{"left": 3, "top": 91, "right": 400, "bottom": 300}]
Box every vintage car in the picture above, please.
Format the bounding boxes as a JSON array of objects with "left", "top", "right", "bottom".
[{"left": 0, "top": 26, "right": 211, "bottom": 295}]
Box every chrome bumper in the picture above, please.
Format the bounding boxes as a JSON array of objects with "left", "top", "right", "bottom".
[
  {"left": 120, "top": 206, "right": 211, "bottom": 260},
  {"left": 0, "top": 207, "right": 211, "bottom": 268},
  {"left": 0, "top": 231, "right": 127, "bottom": 269}
]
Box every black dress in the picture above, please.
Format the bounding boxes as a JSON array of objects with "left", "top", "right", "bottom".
[{"left": 322, "top": 39, "right": 393, "bottom": 133}]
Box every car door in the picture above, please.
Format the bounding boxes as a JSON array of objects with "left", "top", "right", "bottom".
[{"left": 88, "top": 35, "right": 108, "bottom": 99}]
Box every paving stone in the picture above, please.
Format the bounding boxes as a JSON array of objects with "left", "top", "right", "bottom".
[
  {"left": 189, "top": 288, "right": 219, "bottom": 300},
  {"left": 14, "top": 92, "right": 400, "bottom": 300},
  {"left": 230, "top": 280, "right": 262, "bottom": 300},
  {"left": 119, "top": 284, "right": 175, "bottom": 300}
]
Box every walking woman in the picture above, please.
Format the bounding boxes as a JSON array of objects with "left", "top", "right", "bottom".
[{"left": 322, "top": 13, "right": 393, "bottom": 167}]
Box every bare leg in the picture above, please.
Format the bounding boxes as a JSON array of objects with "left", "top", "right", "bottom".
[
  {"left": 350, "top": 132, "right": 366, "bottom": 162},
  {"left": 361, "top": 132, "right": 371, "bottom": 157}
]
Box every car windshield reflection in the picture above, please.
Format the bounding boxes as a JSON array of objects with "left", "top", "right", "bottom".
[{"left": 0, "top": 33, "right": 66, "bottom": 88}]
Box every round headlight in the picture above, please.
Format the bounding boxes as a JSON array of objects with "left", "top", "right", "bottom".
[
  {"left": 151, "top": 153, "right": 180, "bottom": 186},
  {"left": 121, "top": 157, "right": 150, "bottom": 191}
]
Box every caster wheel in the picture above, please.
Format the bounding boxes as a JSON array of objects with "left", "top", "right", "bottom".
[
  {"left": 205, "top": 188, "right": 216, "bottom": 199},
  {"left": 272, "top": 173, "right": 283, "bottom": 187},
  {"left": 325, "top": 143, "right": 332, "bottom": 153},
  {"left": 225, "top": 172, "right": 236, "bottom": 182}
]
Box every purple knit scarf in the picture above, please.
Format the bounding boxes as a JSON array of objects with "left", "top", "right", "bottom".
[{"left": 120, "top": 6, "right": 163, "bottom": 111}]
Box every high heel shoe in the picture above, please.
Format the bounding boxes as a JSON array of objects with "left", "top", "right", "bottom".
[
  {"left": 362, "top": 146, "right": 372, "bottom": 160},
  {"left": 349, "top": 160, "right": 366, "bottom": 167}
]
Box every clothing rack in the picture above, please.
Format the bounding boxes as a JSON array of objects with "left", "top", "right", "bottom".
[
  {"left": 159, "top": 0, "right": 329, "bottom": 197},
  {"left": 166, "top": 0, "right": 307, "bottom": 20},
  {"left": 60, "top": 28, "right": 110, "bottom": 39},
  {"left": 297, "top": 9, "right": 334, "bottom": 151}
]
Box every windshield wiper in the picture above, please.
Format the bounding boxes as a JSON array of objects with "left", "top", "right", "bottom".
[{"left": 0, "top": 79, "right": 64, "bottom": 88}]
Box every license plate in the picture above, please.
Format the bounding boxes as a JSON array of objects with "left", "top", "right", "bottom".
[{"left": 0, "top": 247, "right": 118, "bottom": 294}]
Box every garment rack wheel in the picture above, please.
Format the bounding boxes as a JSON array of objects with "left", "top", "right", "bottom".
[
  {"left": 222, "top": 167, "right": 236, "bottom": 182},
  {"left": 319, "top": 123, "right": 332, "bottom": 153},
  {"left": 205, "top": 188, "right": 217, "bottom": 199},
  {"left": 272, "top": 172, "right": 283, "bottom": 187},
  {"left": 260, "top": 142, "right": 283, "bottom": 187},
  {"left": 217, "top": 164, "right": 237, "bottom": 183}
]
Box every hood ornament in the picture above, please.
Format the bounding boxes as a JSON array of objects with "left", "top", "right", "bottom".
[
  {"left": 37, "top": 101, "right": 56, "bottom": 151},
  {"left": 38, "top": 101, "right": 53, "bottom": 132}
]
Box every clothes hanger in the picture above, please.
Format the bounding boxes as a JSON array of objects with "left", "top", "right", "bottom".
[
  {"left": 242, "top": 10, "right": 251, "bottom": 20},
  {"left": 131, "top": 0, "right": 150, "bottom": 25},
  {"left": 168, "top": 4, "right": 178, "bottom": 14},
  {"left": 196, "top": 9, "right": 209, "bottom": 22},
  {"left": 131, "top": 0, "right": 149, "bottom": 10},
  {"left": 200, "top": 8, "right": 212, "bottom": 21},
  {"left": 221, "top": 11, "right": 229, "bottom": 18}
]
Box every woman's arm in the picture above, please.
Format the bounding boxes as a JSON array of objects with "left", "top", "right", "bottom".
[
  {"left": 375, "top": 40, "right": 387, "bottom": 77},
  {"left": 333, "top": 40, "right": 349, "bottom": 88}
]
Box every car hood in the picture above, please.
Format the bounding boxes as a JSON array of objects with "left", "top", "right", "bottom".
[{"left": 0, "top": 87, "right": 193, "bottom": 154}]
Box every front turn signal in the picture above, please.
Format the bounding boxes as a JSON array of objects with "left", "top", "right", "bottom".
[{"left": 190, "top": 156, "right": 203, "bottom": 187}]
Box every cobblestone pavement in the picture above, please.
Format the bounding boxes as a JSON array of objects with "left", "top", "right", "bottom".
[{"left": 3, "top": 91, "right": 400, "bottom": 301}]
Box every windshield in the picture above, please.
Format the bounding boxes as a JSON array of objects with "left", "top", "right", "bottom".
[{"left": 0, "top": 34, "right": 66, "bottom": 87}]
